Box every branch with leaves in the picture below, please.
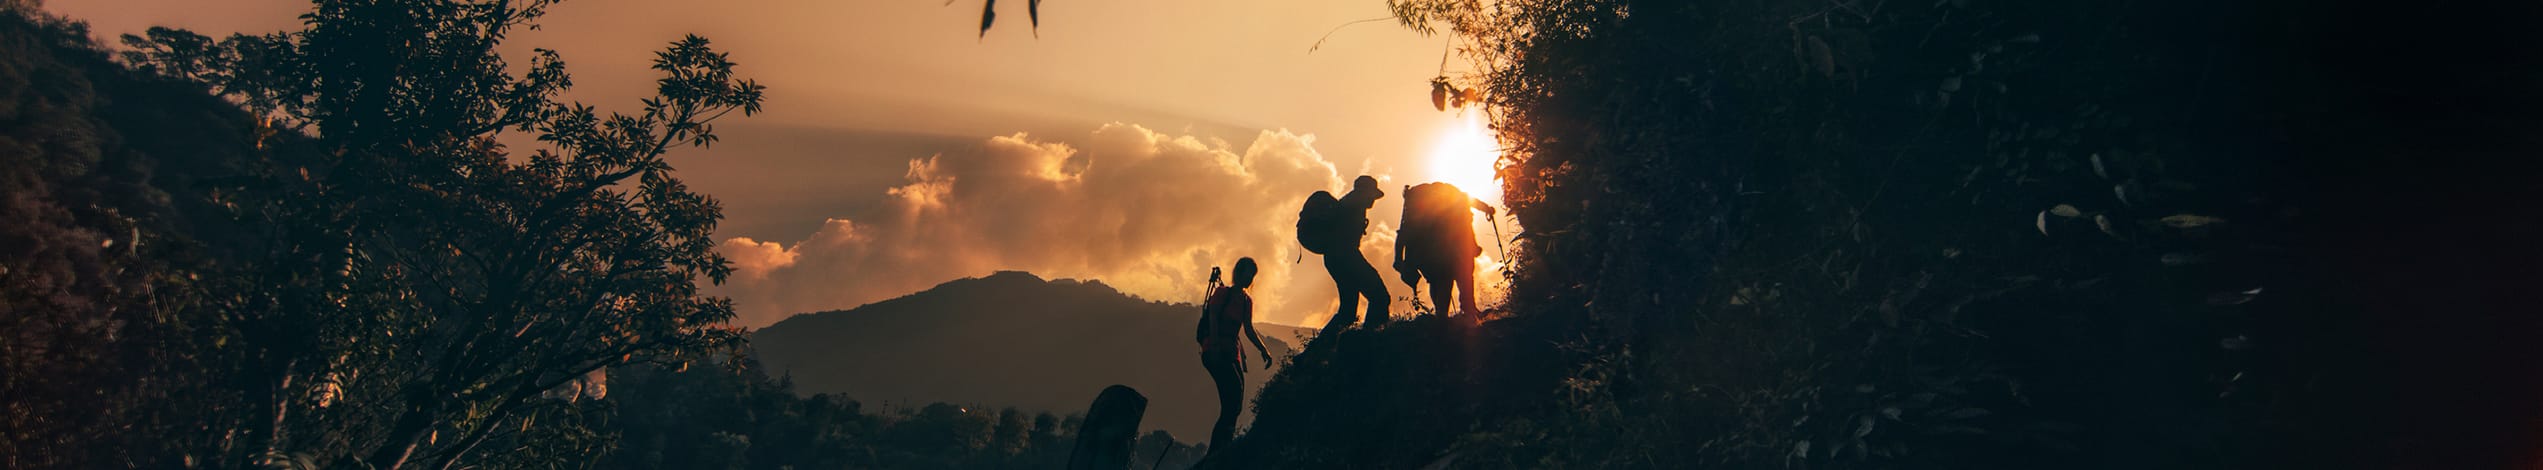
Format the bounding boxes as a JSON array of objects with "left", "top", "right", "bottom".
[{"left": 121, "top": 2, "right": 763, "bottom": 469}]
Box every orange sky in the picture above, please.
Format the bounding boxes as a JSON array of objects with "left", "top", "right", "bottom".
[{"left": 44, "top": 0, "right": 1511, "bottom": 327}]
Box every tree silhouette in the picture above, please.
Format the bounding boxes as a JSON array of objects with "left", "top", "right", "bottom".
[{"left": 118, "top": 0, "right": 762, "bottom": 467}]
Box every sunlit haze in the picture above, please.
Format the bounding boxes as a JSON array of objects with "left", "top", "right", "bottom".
[
  {"left": 44, "top": 0, "right": 1516, "bottom": 327},
  {"left": 1426, "top": 112, "right": 1503, "bottom": 205},
  {"left": 9, "top": 0, "right": 2530, "bottom": 467}
]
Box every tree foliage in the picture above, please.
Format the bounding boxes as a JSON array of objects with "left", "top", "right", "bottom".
[
  {"left": 3, "top": 0, "right": 763, "bottom": 467},
  {"left": 0, "top": 9, "right": 272, "bottom": 468},
  {"left": 1215, "top": 0, "right": 2543, "bottom": 467},
  {"left": 598, "top": 359, "right": 1186, "bottom": 470}
]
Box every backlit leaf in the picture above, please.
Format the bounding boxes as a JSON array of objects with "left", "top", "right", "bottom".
[{"left": 2161, "top": 214, "right": 2224, "bottom": 228}]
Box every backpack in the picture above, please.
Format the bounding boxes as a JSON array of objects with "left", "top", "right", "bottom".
[
  {"left": 1400, "top": 183, "right": 1482, "bottom": 262},
  {"left": 1194, "top": 288, "right": 1245, "bottom": 349},
  {"left": 1295, "top": 191, "right": 1361, "bottom": 255},
  {"left": 1195, "top": 288, "right": 1227, "bottom": 344}
]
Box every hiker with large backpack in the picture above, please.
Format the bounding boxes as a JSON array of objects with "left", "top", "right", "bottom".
[
  {"left": 1297, "top": 176, "right": 1392, "bottom": 334},
  {"left": 1193, "top": 258, "right": 1270, "bottom": 456},
  {"left": 1394, "top": 182, "right": 1498, "bottom": 318}
]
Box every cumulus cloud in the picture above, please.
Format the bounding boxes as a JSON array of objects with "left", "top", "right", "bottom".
[
  {"left": 712, "top": 123, "right": 1369, "bottom": 327},
  {"left": 716, "top": 237, "right": 798, "bottom": 281}
]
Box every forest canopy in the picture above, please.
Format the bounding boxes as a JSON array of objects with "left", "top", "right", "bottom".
[
  {"left": 1206, "top": 0, "right": 2542, "bottom": 468},
  {"left": 3, "top": 1, "right": 760, "bottom": 467}
]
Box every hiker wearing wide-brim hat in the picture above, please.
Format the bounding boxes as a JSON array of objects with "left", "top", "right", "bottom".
[{"left": 1296, "top": 175, "right": 1393, "bottom": 333}]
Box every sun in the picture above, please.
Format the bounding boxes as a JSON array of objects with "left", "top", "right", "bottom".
[
  {"left": 1418, "top": 112, "right": 1515, "bottom": 311},
  {"left": 1426, "top": 113, "right": 1503, "bottom": 205}
]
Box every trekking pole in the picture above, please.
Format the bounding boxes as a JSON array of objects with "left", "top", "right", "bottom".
[
  {"left": 1206, "top": 266, "right": 1223, "bottom": 301},
  {"left": 1489, "top": 208, "right": 1508, "bottom": 259}
]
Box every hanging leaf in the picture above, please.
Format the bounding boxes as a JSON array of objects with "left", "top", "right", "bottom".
[
  {"left": 979, "top": 0, "right": 997, "bottom": 38},
  {"left": 2090, "top": 153, "right": 2108, "bottom": 179},
  {"left": 2034, "top": 211, "right": 2050, "bottom": 236},
  {"left": 2094, "top": 214, "right": 2118, "bottom": 237},
  {"left": 1430, "top": 78, "right": 1451, "bottom": 111},
  {"left": 2161, "top": 214, "right": 2225, "bottom": 228},
  {"left": 1028, "top": 0, "right": 1041, "bottom": 36},
  {"left": 2049, "top": 204, "right": 2081, "bottom": 217}
]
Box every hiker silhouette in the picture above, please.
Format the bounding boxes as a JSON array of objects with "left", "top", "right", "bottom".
[
  {"left": 1297, "top": 175, "right": 1392, "bottom": 333},
  {"left": 1395, "top": 182, "right": 1496, "bottom": 318},
  {"left": 1194, "top": 258, "right": 1270, "bottom": 457}
]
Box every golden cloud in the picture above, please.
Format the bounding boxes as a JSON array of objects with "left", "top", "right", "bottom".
[{"left": 711, "top": 123, "right": 1360, "bottom": 327}]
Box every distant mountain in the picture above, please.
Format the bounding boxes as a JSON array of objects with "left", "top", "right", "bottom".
[{"left": 751, "top": 271, "right": 1312, "bottom": 440}]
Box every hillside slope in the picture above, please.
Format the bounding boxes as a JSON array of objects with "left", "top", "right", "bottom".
[
  {"left": 0, "top": 9, "right": 332, "bottom": 465},
  {"left": 752, "top": 271, "right": 1301, "bottom": 440},
  {"left": 1205, "top": 0, "right": 2543, "bottom": 468}
]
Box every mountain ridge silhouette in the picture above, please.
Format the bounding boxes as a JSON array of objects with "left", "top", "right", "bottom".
[{"left": 752, "top": 271, "right": 1311, "bottom": 440}]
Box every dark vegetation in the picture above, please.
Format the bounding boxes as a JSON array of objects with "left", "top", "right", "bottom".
[
  {"left": 1220, "top": 313, "right": 1581, "bottom": 468},
  {"left": 7, "top": 0, "right": 2538, "bottom": 468},
  {"left": 1213, "top": 0, "right": 2543, "bottom": 468},
  {"left": 2, "top": 6, "right": 276, "bottom": 467},
  {"left": 597, "top": 358, "right": 1207, "bottom": 469},
  {"left": 1, "top": 1, "right": 761, "bottom": 467},
  {"left": 3, "top": 2, "right": 1229, "bottom": 467}
]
